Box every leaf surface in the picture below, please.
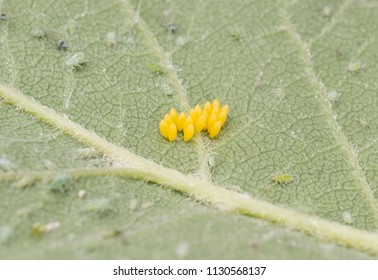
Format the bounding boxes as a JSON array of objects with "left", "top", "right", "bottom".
[{"left": 1, "top": 0, "right": 378, "bottom": 259}]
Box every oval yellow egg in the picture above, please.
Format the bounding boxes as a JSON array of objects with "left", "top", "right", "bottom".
[
  {"left": 209, "top": 121, "right": 222, "bottom": 138},
  {"left": 168, "top": 123, "right": 177, "bottom": 142},
  {"left": 184, "top": 123, "right": 194, "bottom": 142},
  {"left": 159, "top": 119, "right": 169, "bottom": 138}
]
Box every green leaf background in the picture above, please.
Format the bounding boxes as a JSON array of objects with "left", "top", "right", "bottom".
[{"left": 1, "top": 0, "right": 378, "bottom": 259}]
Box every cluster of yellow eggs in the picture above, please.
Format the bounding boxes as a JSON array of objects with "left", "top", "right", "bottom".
[{"left": 159, "top": 99, "right": 229, "bottom": 142}]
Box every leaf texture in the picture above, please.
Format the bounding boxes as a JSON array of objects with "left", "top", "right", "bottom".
[{"left": 1, "top": 0, "right": 378, "bottom": 259}]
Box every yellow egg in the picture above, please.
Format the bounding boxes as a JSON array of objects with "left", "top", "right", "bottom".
[
  {"left": 159, "top": 119, "right": 169, "bottom": 138},
  {"left": 176, "top": 112, "right": 186, "bottom": 132},
  {"left": 189, "top": 108, "right": 199, "bottom": 124},
  {"left": 211, "top": 106, "right": 220, "bottom": 118},
  {"left": 218, "top": 105, "right": 229, "bottom": 125},
  {"left": 209, "top": 121, "right": 222, "bottom": 138},
  {"left": 184, "top": 116, "right": 193, "bottom": 128},
  {"left": 221, "top": 104, "right": 229, "bottom": 115},
  {"left": 212, "top": 98, "right": 220, "bottom": 109},
  {"left": 159, "top": 100, "right": 228, "bottom": 142},
  {"left": 207, "top": 113, "right": 217, "bottom": 130},
  {"left": 195, "top": 113, "right": 207, "bottom": 132},
  {"left": 164, "top": 114, "right": 173, "bottom": 125},
  {"left": 168, "top": 123, "right": 177, "bottom": 142},
  {"left": 169, "top": 108, "right": 178, "bottom": 123},
  {"left": 203, "top": 101, "right": 212, "bottom": 115},
  {"left": 194, "top": 104, "right": 203, "bottom": 114},
  {"left": 183, "top": 123, "right": 194, "bottom": 142}
]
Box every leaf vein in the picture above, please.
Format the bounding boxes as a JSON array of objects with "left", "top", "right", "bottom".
[
  {"left": 2, "top": 83, "right": 378, "bottom": 255},
  {"left": 281, "top": 0, "right": 378, "bottom": 225},
  {"left": 121, "top": 0, "right": 212, "bottom": 179}
]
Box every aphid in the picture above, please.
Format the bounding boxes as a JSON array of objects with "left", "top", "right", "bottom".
[
  {"left": 175, "top": 36, "right": 188, "bottom": 46},
  {"left": 0, "top": 13, "right": 6, "bottom": 21},
  {"left": 31, "top": 223, "right": 45, "bottom": 237},
  {"left": 81, "top": 198, "right": 112, "bottom": 216},
  {"left": 272, "top": 173, "right": 293, "bottom": 185},
  {"left": 128, "top": 199, "right": 138, "bottom": 210},
  {"left": 64, "top": 19, "right": 77, "bottom": 34},
  {"left": 167, "top": 23, "right": 177, "bottom": 33},
  {"left": 141, "top": 201, "right": 154, "bottom": 209},
  {"left": 103, "top": 229, "right": 121, "bottom": 238},
  {"left": 57, "top": 40, "right": 68, "bottom": 50},
  {"left": 78, "top": 189, "right": 86, "bottom": 198},
  {"left": 65, "top": 52, "right": 86, "bottom": 68},
  {"left": 105, "top": 32, "right": 117, "bottom": 47},
  {"left": 13, "top": 176, "right": 35, "bottom": 189},
  {"left": 77, "top": 147, "right": 98, "bottom": 159},
  {"left": 342, "top": 212, "right": 354, "bottom": 224},
  {"left": 44, "top": 221, "right": 60, "bottom": 233},
  {"left": 322, "top": 6, "right": 332, "bottom": 17},
  {"left": 31, "top": 221, "right": 60, "bottom": 236},
  {"left": 348, "top": 62, "right": 365, "bottom": 73},
  {"left": 358, "top": 118, "right": 369, "bottom": 128},
  {"left": 49, "top": 174, "right": 71, "bottom": 193},
  {"left": 31, "top": 28, "right": 47, "bottom": 39},
  {"left": 147, "top": 63, "right": 164, "bottom": 75},
  {"left": 231, "top": 30, "right": 244, "bottom": 41},
  {"left": 207, "top": 154, "right": 215, "bottom": 168}
]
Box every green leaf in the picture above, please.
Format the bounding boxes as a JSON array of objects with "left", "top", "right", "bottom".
[{"left": 1, "top": 0, "right": 378, "bottom": 259}]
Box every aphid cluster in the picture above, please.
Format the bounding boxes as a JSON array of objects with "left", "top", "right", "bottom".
[{"left": 159, "top": 99, "right": 229, "bottom": 142}]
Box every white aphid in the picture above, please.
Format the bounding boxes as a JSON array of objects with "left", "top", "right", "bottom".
[{"left": 65, "top": 52, "right": 86, "bottom": 67}]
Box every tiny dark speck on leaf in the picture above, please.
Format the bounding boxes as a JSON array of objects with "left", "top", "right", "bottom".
[
  {"left": 0, "top": 13, "right": 6, "bottom": 21},
  {"left": 57, "top": 40, "right": 68, "bottom": 50},
  {"left": 167, "top": 23, "right": 177, "bottom": 33}
]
